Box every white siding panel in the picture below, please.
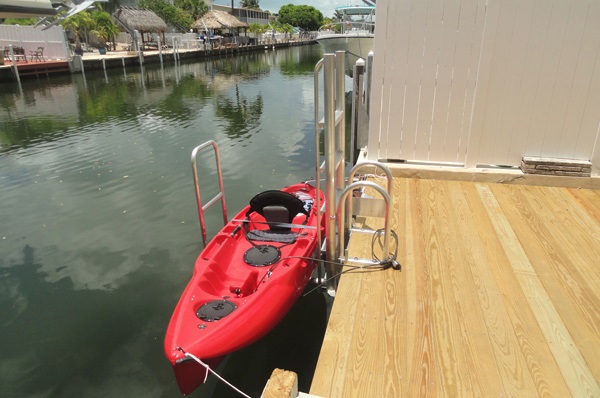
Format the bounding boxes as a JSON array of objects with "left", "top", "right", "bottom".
[
  {"left": 396, "top": 0, "right": 429, "bottom": 160},
  {"left": 368, "top": 0, "right": 394, "bottom": 160},
  {"left": 369, "top": 0, "right": 600, "bottom": 170},
  {"left": 428, "top": 0, "right": 462, "bottom": 163},
  {"left": 464, "top": 0, "right": 498, "bottom": 167},
  {"left": 413, "top": 0, "right": 445, "bottom": 161},
  {"left": 476, "top": 0, "right": 518, "bottom": 166},
  {"left": 524, "top": 0, "right": 571, "bottom": 158},
  {"left": 455, "top": 0, "right": 487, "bottom": 164},
  {"left": 505, "top": 0, "right": 545, "bottom": 165},
  {"left": 569, "top": 1, "right": 600, "bottom": 161}
]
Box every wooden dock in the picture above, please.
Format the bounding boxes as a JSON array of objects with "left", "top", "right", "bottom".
[
  {"left": 310, "top": 174, "right": 600, "bottom": 397},
  {"left": 0, "top": 59, "right": 70, "bottom": 79}
]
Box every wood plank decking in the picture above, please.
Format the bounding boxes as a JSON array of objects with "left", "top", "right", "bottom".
[{"left": 310, "top": 177, "right": 600, "bottom": 397}]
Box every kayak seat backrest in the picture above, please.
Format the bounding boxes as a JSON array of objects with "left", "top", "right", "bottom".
[
  {"left": 246, "top": 190, "right": 309, "bottom": 227},
  {"left": 263, "top": 205, "right": 289, "bottom": 231},
  {"left": 245, "top": 190, "right": 309, "bottom": 244}
]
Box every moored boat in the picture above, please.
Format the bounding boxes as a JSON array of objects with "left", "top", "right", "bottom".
[
  {"left": 316, "top": 4, "right": 376, "bottom": 75},
  {"left": 164, "top": 182, "right": 324, "bottom": 394}
]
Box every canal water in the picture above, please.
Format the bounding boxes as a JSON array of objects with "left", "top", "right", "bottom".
[{"left": 0, "top": 45, "right": 333, "bottom": 397}]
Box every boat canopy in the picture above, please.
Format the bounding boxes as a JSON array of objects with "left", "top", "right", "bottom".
[
  {"left": 0, "top": 0, "right": 55, "bottom": 18},
  {"left": 335, "top": 5, "right": 376, "bottom": 16}
]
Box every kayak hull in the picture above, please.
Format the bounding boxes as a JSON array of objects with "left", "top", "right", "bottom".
[{"left": 164, "top": 182, "right": 324, "bottom": 394}]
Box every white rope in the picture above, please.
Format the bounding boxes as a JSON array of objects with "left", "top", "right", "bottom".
[{"left": 183, "top": 352, "right": 251, "bottom": 398}]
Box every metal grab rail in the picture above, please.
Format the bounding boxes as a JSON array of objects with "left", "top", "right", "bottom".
[
  {"left": 337, "top": 180, "right": 392, "bottom": 265},
  {"left": 191, "top": 140, "right": 228, "bottom": 247},
  {"left": 345, "top": 161, "right": 393, "bottom": 233}
]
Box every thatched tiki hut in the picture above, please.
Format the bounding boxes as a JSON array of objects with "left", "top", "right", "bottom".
[
  {"left": 193, "top": 10, "right": 249, "bottom": 45},
  {"left": 112, "top": 7, "right": 168, "bottom": 50}
]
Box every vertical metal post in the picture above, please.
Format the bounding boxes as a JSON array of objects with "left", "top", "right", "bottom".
[
  {"left": 62, "top": 30, "right": 71, "bottom": 61},
  {"left": 335, "top": 50, "right": 346, "bottom": 193},
  {"left": 351, "top": 58, "right": 365, "bottom": 165},
  {"left": 8, "top": 45, "right": 21, "bottom": 85},
  {"left": 313, "top": 59, "right": 324, "bottom": 283},
  {"left": 365, "top": 51, "right": 374, "bottom": 115},
  {"left": 323, "top": 53, "right": 337, "bottom": 293},
  {"left": 79, "top": 54, "right": 85, "bottom": 75},
  {"left": 134, "top": 30, "right": 143, "bottom": 66},
  {"left": 158, "top": 35, "right": 163, "bottom": 65}
]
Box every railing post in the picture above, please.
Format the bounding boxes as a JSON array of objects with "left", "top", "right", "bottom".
[
  {"left": 191, "top": 141, "right": 228, "bottom": 247},
  {"left": 323, "top": 53, "right": 338, "bottom": 293}
]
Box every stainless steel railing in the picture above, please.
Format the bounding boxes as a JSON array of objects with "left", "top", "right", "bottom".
[{"left": 191, "top": 140, "right": 228, "bottom": 248}]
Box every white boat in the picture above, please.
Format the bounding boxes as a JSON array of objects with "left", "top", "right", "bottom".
[{"left": 316, "top": 4, "right": 376, "bottom": 75}]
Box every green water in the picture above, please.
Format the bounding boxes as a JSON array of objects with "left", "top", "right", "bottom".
[{"left": 0, "top": 45, "right": 330, "bottom": 397}]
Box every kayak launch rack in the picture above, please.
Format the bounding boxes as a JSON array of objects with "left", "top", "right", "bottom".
[
  {"left": 315, "top": 51, "right": 394, "bottom": 295},
  {"left": 191, "top": 140, "right": 228, "bottom": 248},
  {"left": 339, "top": 161, "right": 393, "bottom": 266}
]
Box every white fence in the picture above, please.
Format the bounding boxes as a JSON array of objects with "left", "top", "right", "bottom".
[
  {"left": 368, "top": 0, "right": 600, "bottom": 170},
  {"left": 0, "top": 25, "right": 69, "bottom": 61}
]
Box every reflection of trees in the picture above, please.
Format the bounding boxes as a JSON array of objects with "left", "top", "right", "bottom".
[
  {"left": 215, "top": 84, "right": 263, "bottom": 139},
  {"left": 208, "top": 52, "right": 271, "bottom": 78},
  {"left": 278, "top": 46, "right": 324, "bottom": 77},
  {"left": 79, "top": 70, "right": 213, "bottom": 122},
  {"left": 0, "top": 45, "right": 315, "bottom": 152},
  {"left": 0, "top": 69, "right": 215, "bottom": 151}
]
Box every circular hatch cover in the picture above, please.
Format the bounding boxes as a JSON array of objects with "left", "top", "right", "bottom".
[
  {"left": 243, "top": 245, "right": 281, "bottom": 266},
  {"left": 196, "top": 300, "right": 237, "bottom": 322}
]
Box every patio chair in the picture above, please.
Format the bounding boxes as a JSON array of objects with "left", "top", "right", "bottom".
[{"left": 29, "top": 46, "right": 45, "bottom": 62}]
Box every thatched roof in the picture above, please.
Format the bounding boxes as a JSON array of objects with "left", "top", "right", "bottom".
[
  {"left": 112, "top": 7, "right": 168, "bottom": 33},
  {"left": 193, "top": 10, "right": 249, "bottom": 30}
]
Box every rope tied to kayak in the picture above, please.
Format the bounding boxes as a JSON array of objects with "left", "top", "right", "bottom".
[{"left": 178, "top": 348, "right": 251, "bottom": 398}]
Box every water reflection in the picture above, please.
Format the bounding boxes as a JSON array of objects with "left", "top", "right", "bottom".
[
  {"left": 0, "top": 44, "right": 330, "bottom": 397},
  {"left": 0, "top": 47, "right": 320, "bottom": 153},
  {"left": 0, "top": 244, "right": 183, "bottom": 397},
  {"left": 216, "top": 84, "right": 263, "bottom": 139}
]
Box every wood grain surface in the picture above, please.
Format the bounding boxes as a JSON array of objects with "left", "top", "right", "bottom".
[{"left": 310, "top": 177, "right": 600, "bottom": 397}]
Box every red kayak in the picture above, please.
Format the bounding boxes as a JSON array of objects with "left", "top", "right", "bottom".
[{"left": 164, "top": 182, "right": 324, "bottom": 394}]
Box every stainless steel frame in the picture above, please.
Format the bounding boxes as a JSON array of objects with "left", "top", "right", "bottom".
[
  {"left": 315, "top": 50, "right": 395, "bottom": 294},
  {"left": 191, "top": 140, "right": 228, "bottom": 248}
]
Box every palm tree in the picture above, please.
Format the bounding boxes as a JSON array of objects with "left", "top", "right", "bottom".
[
  {"left": 91, "top": 10, "right": 120, "bottom": 51},
  {"left": 240, "top": 0, "right": 260, "bottom": 10},
  {"left": 61, "top": 11, "right": 95, "bottom": 53}
]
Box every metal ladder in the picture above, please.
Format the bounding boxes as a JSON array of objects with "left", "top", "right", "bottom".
[
  {"left": 314, "top": 51, "right": 394, "bottom": 295},
  {"left": 191, "top": 140, "right": 228, "bottom": 248}
]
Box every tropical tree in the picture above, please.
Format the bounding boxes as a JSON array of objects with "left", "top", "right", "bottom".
[
  {"left": 61, "top": 10, "right": 96, "bottom": 50},
  {"left": 1, "top": 18, "right": 37, "bottom": 25},
  {"left": 277, "top": 4, "right": 323, "bottom": 31},
  {"left": 90, "top": 10, "right": 120, "bottom": 50},
  {"left": 139, "top": 0, "right": 194, "bottom": 32},
  {"left": 248, "top": 23, "right": 268, "bottom": 35},
  {"left": 270, "top": 20, "right": 293, "bottom": 34},
  {"left": 240, "top": 0, "right": 260, "bottom": 9},
  {"left": 175, "top": 0, "right": 208, "bottom": 21}
]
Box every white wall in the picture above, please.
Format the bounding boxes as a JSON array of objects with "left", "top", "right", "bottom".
[
  {"left": 368, "top": 0, "right": 600, "bottom": 170},
  {"left": 0, "top": 25, "right": 68, "bottom": 60}
]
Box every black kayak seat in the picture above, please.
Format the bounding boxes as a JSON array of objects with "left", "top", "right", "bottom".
[
  {"left": 246, "top": 190, "right": 309, "bottom": 227},
  {"left": 245, "top": 190, "right": 309, "bottom": 243}
]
